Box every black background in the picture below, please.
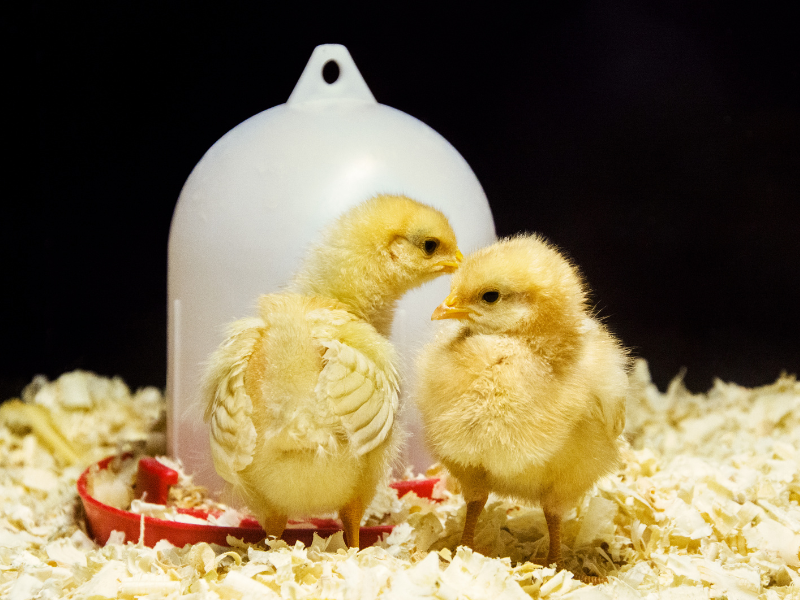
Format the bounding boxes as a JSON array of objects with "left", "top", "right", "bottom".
[{"left": 5, "top": 2, "right": 798, "bottom": 402}]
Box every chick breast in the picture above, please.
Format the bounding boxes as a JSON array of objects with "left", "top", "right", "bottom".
[
  {"left": 204, "top": 293, "right": 399, "bottom": 520},
  {"left": 419, "top": 331, "right": 578, "bottom": 478},
  {"left": 421, "top": 322, "right": 626, "bottom": 511}
]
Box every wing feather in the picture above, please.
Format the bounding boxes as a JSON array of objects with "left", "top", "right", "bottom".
[
  {"left": 202, "top": 318, "right": 262, "bottom": 483},
  {"left": 330, "top": 371, "right": 369, "bottom": 407},
  {"left": 349, "top": 392, "right": 393, "bottom": 449},
  {"left": 316, "top": 339, "right": 398, "bottom": 456},
  {"left": 607, "top": 394, "right": 626, "bottom": 439}
]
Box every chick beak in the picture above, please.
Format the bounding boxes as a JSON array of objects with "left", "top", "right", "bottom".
[
  {"left": 432, "top": 248, "right": 464, "bottom": 274},
  {"left": 431, "top": 293, "right": 472, "bottom": 320}
]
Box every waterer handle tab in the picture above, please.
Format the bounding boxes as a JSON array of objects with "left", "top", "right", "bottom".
[{"left": 287, "top": 44, "right": 377, "bottom": 107}]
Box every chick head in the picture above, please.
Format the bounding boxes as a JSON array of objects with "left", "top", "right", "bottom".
[
  {"left": 291, "top": 195, "right": 463, "bottom": 330},
  {"left": 363, "top": 195, "right": 461, "bottom": 278},
  {"left": 432, "top": 235, "right": 589, "bottom": 336},
  {"left": 318, "top": 194, "right": 463, "bottom": 283}
]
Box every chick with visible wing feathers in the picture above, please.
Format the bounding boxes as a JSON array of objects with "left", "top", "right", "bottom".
[
  {"left": 203, "top": 195, "right": 462, "bottom": 548},
  {"left": 416, "top": 234, "right": 628, "bottom": 577}
]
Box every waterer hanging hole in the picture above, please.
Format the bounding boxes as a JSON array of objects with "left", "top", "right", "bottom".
[{"left": 322, "top": 60, "right": 340, "bottom": 84}]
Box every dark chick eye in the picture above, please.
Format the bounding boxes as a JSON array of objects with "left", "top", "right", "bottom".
[
  {"left": 423, "top": 239, "right": 439, "bottom": 255},
  {"left": 482, "top": 291, "right": 500, "bottom": 303}
]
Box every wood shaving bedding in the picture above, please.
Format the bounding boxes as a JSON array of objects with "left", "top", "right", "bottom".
[{"left": 1, "top": 361, "right": 799, "bottom": 599}]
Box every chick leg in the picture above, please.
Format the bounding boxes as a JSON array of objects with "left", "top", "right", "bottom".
[
  {"left": 260, "top": 513, "right": 288, "bottom": 540},
  {"left": 339, "top": 496, "right": 364, "bottom": 549},
  {"left": 544, "top": 508, "right": 562, "bottom": 567},
  {"left": 460, "top": 492, "right": 488, "bottom": 549}
]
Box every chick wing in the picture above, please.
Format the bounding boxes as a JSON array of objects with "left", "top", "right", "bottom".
[
  {"left": 317, "top": 339, "right": 398, "bottom": 456},
  {"left": 203, "top": 317, "right": 262, "bottom": 484},
  {"left": 575, "top": 318, "right": 628, "bottom": 441}
]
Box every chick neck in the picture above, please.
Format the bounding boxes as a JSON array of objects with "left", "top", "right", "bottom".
[
  {"left": 290, "top": 244, "right": 419, "bottom": 338},
  {"left": 464, "top": 302, "right": 587, "bottom": 375}
]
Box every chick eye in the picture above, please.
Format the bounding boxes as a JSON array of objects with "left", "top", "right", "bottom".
[
  {"left": 423, "top": 239, "right": 439, "bottom": 255},
  {"left": 482, "top": 291, "right": 500, "bottom": 303}
]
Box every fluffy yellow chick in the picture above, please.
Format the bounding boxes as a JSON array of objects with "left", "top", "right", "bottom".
[
  {"left": 203, "top": 195, "right": 462, "bottom": 548},
  {"left": 416, "top": 234, "right": 628, "bottom": 573}
]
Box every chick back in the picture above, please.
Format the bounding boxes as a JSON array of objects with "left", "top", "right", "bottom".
[
  {"left": 204, "top": 293, "right": 400, "bottom": 518},
  {"left": 246, "top": 295, "right": 343, "bottom": 453}
]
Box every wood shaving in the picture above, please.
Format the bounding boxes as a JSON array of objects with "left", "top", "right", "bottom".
[{"left": 2, "top": 362, "right": 799, "bottom": 598}]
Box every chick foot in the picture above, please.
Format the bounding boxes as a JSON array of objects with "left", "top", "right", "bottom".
[
  {"left": 530, "top": 558, "right": 608, "bottom": 586},
  {"left": 543, "top": 509, "right": 607, "bottom": 585}
]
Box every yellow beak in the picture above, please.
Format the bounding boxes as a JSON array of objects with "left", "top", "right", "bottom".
[
  {"left": 432, "top": 248, "right": 464, "bottom": 274},
  {"left": 431, "top": 293, "right": 472, "bottom": 320}
]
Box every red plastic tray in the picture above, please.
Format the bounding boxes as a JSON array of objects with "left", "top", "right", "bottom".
[{"left": 77, "top": 454, "right": 438, "bottom": 549}]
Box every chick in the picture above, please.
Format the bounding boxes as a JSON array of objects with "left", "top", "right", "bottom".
[
  {"left": 203, "top": 195, "right": 462, "bottom": 548},
  {"left": 415, "top": 234, "right": 627, "bottom": 573}
]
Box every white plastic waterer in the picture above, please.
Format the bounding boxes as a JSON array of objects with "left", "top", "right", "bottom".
[{"left": 167, "top": 44, "right": 496, "bottom": 493}]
